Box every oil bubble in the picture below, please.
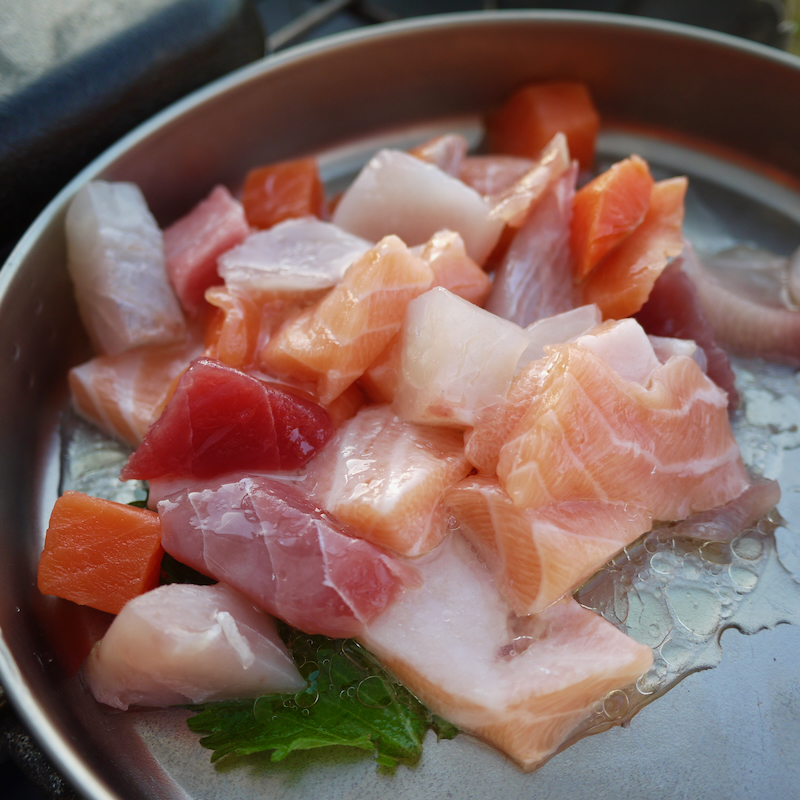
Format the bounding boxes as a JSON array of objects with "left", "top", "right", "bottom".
[
  {"left": 732, "top": 532, "right": 764, "bottom": 561},
  {"left": 602, "top": 690, "right": 630, "bottom": 720},
  {"left": 357, "top": 676, "right": 394, "bottom": 709},
  {"left": 294, "top": 689, "right": 319, "bottom": 709},
  {"left": 650, "top": 551, "right": 678, "bottom": 575},
  {"left": 699, "top": 540, "right": 731, "bottom": 565},
  {"left": 636, "top": 670, "right": 660, "bottom": 696}
]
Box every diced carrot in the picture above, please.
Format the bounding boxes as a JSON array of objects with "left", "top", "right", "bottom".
[
  {"left": 571, "top": 155, "right": 655, "bottom": 279},
  {"left": 486, "top": 82, "right": 600, "bottom": 170},
  {"left": 242, "top": 157, "right": 326, "bottom": 229},
  {"left": 581, "top": 177, "right": 688, "bottom": 320},
  {"left": 37, "top": 492, "right": 164, "bottom": 615}
]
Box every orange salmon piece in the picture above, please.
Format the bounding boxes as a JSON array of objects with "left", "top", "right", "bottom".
[
  {"left": 204, "top": 286, "right": 263, "bottom": 370},
  {"left": 305, "top": 405, "right": 471, "bottom": 556},
  {"left": 571, "top": 155, "right": 654, "bottom": 279},
  {"left": 422, "top": 229, "right": 492, "bottom": 304},
  {"left": 242, "top": 157, "right": 326, "bottom": 229},
  {"left": 37, "top": 492, "right": 164, "bottom": 615},
  {"left": 581, "top": 177, "right": 687, "bottom": 319},
  {"left": 464, "top": 361, "right": 547, "bottom": 475},
  {"left": 69, "top": 339, "right": 202, "bottom": 447},
  {"left": 445, "top": 476, "right": 652, "bottom": 615},
  {"left": 323, "top": 382, "right": 366, "bottom": 427},
  {"left": 261, "top": 235, "right": 434, "bottom": 404},
  {"left": 498, "top": 343, "right": 750, "bottom": 519},
  {"left": 486, "top": 81, "right": 600, "bottom": 170}
]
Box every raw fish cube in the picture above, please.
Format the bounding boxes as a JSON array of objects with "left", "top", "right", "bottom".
[
  {"left": 360, "top": 534, "right": 653, "bottom": 771},
  {"left": 157, "top": 476, "right": 419, "bottom": 638},
  {"left": 65, "top": 181, "right": 186, "bottom": 355},
  {"left": 445, "top": 476, "right": 652, "bottom": 615},
  {"left": 395, "top": 287, "right": 529, "bottom": 429},
  {"left": 163, "top": 185, "right": 249, "bottom": 315},
  {"left": 242, "top": 157, "right": 326, "bottom": 229},
  {"left": 262, "top": 235, "right": 434, "bottom": 404},
  {"left": 332, "top": 149, "right": 503, "bottom": 265},
  {"left": 305, "top": 405, "right": 472, "bottom": 556},
  {"left": 83, "top": 583, "right": 305, "bottom": 709}
]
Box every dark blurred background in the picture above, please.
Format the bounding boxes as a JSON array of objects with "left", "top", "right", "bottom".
[{"left": 0, "top": 1, "right": 797, "bottom": 797}]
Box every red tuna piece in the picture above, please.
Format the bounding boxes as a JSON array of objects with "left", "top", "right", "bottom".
[
  {"left": 120, "top": 357, "right": 333, "bottom": 480},
  {"left": 158, "top": 476, "right": 419, "bottom": 638},
  {"left": 164, "top": 186, "right": 250, "bottom": 315},
  {"left": 635, "top": 258, "right": 739, "bottom": 408}
]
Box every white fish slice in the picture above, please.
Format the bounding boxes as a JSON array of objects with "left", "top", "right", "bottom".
[
  {"left": 517, "top": 303, "right": 602, "bottom": 368},
  {"left": 395, "top": 287, "right": 530, "bottom": 429},
  {"left": 83, "top": 582, "right": 305, "bottom": 710},
  {"left": 332, "top": 149, "right": 503, "bottom": 265},
  {"left": 65, "top": 181, "right": 186, "bottom": 355}
]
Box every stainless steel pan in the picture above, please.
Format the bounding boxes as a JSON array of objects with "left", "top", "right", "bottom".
[{"left": 2, "top": 11, "right": 800, "bottom": 800}]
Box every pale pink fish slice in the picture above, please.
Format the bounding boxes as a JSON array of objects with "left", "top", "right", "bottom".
[
  {"left": 409, "top": 133, "right": 469, "bottom": 176},
  {"left": 459, "top": 154, "right": 535, "bottom": 197},
  {"left": 218, "top": 217, "right": 373, "bottom": 298},
  {"left": 395, "top": 287, "right": 530, "bottom": 429},
  {"left": 647, "top": 335, "right": 708, "bottom": 372},
  {"left": 332, "top": 149, "right": 504, "bottom": 265},
  {"left": 485, "top": 163, "right": 578, "bottom": 327},
  {"left": 487, "top": 132, "right": 571, "bottom": 227},
  {"left": 414, "top": 229, "right": 492, "bottom": 306},
  {"left": 517, "top": 303, "right": 601, "bottom": 369},
  {"left": 163, "top": 185, "right": 250, "bottom": 316},
  {"left": 360, "top": 533, "right": 653, "bottom": 772},
  {"left": 445, "top": 475, "right": 653, "bottom": 615},
  {"left": 157, "top": 476, "right": 419, "bottom": 639},
  {"left": 572, "top": 318, "right": 662, "bottom": 385},
  {"left": 304, "top": 404, "right": 472, "bottom": 556},
  {"left": 83, "top": 583, "right": 305, "bottom": 710},
  {"left": 680, "top": 240, "right": 800, "bottom": 366},
  {"left": 65, "top": 181, "right": 186, "bottom": 355},
  {"left": 69, "top": 338, "right": 203, "bottom": 447},
  {"left": 498, "top": 342, "right": 750, "bottom": 519},
  {"left": 669, "top": 477, "right": 780, "bottom": 542},
  {"left": 635, "top": 255, "right": 737, "bottom": 407},
  {"left": 261, "top": 235, "right": 433, "bottom": 405}
]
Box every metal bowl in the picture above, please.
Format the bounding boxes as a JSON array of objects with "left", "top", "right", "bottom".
[{"left": 2, "top": 11, "right": 800, "bottom": 800}]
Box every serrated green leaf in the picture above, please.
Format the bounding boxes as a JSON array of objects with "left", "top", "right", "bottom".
[{"left": 187, "top": 628, "right": 458, "bottom": 771}]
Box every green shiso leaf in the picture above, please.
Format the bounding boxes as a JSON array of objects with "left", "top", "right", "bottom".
[{"left": 187, "top": 628, "right": 457, "bottom": 771}]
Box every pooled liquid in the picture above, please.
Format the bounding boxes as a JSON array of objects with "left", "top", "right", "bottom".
[{"left": 567, "top": 356, "right": 800, "bottom": 746}]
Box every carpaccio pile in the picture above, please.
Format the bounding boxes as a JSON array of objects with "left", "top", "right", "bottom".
[{"left": 37, "top": 81, "right": 796, "bottom": 772}]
